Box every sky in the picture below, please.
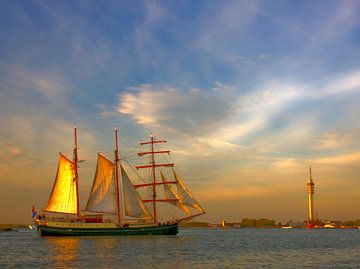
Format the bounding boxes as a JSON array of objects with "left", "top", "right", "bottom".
[{"left": 1, "top": 0, "right": 360, "bottom": 224}]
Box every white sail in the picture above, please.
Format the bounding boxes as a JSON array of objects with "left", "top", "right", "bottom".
[
  {"left": 85, "top": 154, "right": 118, "bottom": 214},
  {"left": 45, "top": 154, "right": 78, "bottom": 214},
  {"left": 160, "top": 172, "right": 191, "bottom": 215},
  {"left": 121, "top": 165, "right": 152, "bottom": 219},
  {"left": 173, "top": 169, "right": 205, "bottom": 213}
]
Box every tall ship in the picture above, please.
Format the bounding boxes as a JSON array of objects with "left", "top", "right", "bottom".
[{"left": 33, "top": 126, "right": 205, "bottom": 236}]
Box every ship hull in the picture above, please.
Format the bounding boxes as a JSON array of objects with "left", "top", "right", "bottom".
[{"left": 37, "top": 222, "right": 178, "bottom": 236}]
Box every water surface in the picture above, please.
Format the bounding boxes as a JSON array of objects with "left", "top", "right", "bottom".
[{"left": 1, "top": 228, "right": 360, "bottom": 268}]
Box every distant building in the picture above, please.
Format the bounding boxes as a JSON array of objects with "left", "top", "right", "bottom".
[{"left": 324, "top": 221, "right": 342, "bottom": 228}]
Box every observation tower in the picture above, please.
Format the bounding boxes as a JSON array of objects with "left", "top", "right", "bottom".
[{"left": 307, "top": 164, "right": 315, "bottom": 228}]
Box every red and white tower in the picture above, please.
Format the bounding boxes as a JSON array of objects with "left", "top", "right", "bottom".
[{"left": 307, "top": 164, "right": 315, "bottom": 228}]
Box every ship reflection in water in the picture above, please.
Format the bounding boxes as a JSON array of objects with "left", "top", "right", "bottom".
[
  {"left": 45, "top": 235, "right": 185, "bottom": 268},
  {"left": 48, "top": 237, "right": 128, "bottom": 268},
  {"left": 47, "top": 238, "right": 80, "bottom": 268},
  {"left": 2, "top": 229, "right": 360, "bottom": 268}
]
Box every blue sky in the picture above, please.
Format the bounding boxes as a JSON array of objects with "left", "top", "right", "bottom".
[{"left": 1, "top": 0, "right": 360, "bottom": 223}]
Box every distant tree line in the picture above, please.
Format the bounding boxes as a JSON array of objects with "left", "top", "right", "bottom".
[
  {"left": 178, "top": 219, "right": 360, "bottom": 228},
  {"left": 342, "top": 220, "right": 360, "bottom": 227},
  {"left": 240, "top": 218, "right": 276, "bottom": 227},
  {"left": 179, "top": 221, "right": 209, "bottom": 227}
]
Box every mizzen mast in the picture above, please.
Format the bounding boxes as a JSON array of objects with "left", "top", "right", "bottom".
[{"left": 135, "top": 135, "right": 176, "bottom": 223}]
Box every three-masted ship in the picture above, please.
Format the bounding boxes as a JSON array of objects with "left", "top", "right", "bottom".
[{"left": 33, "top": 126, "right": 205, "bottom": 236}]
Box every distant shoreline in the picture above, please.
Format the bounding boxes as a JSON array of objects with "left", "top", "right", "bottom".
[
  {"left": 0, "top": 224, "right": 30, "bottom": 230},
  {"left": 2, "top": 222, "right": 360, "bottom": 230},
  {"left": 0, "top": 224, "right": 14, "bottom": 231}
]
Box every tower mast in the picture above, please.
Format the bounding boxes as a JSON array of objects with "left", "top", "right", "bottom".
[
  {"left": 114, "top": 127, "right": 121, "bottom": 225},
  {"left": 307, "top": 164, "right": 315, "bottom": 227},
  {"left": 150, "top": 135, "right": 157, "bottom": 222},
  {"left": 135, "top": 135, "right": 175, "bottom": 223},
  {"left": 73, "top": 125, "right": 80, "bottom": 218}
]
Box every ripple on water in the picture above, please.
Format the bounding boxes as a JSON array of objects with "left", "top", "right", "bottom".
[{"left": 1, "top": 228, "right": 360, "bottom": 268}]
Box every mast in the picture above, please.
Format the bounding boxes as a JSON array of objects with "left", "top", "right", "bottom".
[
  {"left": 74, "top": 125, "right": 80, "bottom": 218},
  {"left": 136, "top": 135, "right": 175, "bottom": 223},
  {"left": 150, "top": 135, "right": 157, "bottom": 222},
  {"left": 114, "top": 127, "right": 121, "bottom": 225}
]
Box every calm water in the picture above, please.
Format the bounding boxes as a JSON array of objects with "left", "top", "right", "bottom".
[{"left": 1, "top": 228, "right": 360, "bottom": 268}]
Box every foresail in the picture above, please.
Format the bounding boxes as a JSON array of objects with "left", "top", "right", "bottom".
[
  {"left": 85, "top": 154, "right": 117, "bottom": 214},
  {"left": 173, "top": 169, "right": 205, "bottom": 213},
  {"left": 45, "top": 154, "right": 78, "bottom": 214},
  {"left": 121, "top": 165, "right": 152, "bottom": 219},
  {"left": 160, "top": 172, "right": 191, "bottom": 215}
]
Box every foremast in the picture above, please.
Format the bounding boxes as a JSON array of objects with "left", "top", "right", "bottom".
[{"left": 135, "top": 135, "right": 177, "bottom": 223}]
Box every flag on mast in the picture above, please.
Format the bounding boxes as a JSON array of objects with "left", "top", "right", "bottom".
[{"left": 31, "top": 206, "right": 37, "bottom": 219}]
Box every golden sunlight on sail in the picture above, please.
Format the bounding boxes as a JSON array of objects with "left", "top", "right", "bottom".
[
  {"left": 160, "top": 172, "right": 191, "bottom": 215},
  {"left": 173, "top": 170, "right": 205, "bottom": 213},
  {"left": 45, "top": 154, "right": 78, "bottom": 214}
]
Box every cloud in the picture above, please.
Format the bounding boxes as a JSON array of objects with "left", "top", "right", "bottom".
[
  {"left": 317, "top": 70, "right": 360, "bottom": 97},
  {"left": 211, "top": 83, "right": 301, "bottom": 143},
  {"left": 115, "top": 81, "right": 314, "bottom": 168},
  {"left": 196, "top": 0, "right": 259, "bottom": 51},
  {"left": 5, "top": 69, "right": 70, "bottom": 99},
  {"left": 315, "top": 132, "right": 343, "bottom": 149},
  {"left": 271, "top": 150, "right": 360, "bottom": 171},
  {"left": 317, "top": 0, "right": 360, "bottom": 41},
  {"left": 215, "top": 114, "right": 267, "bottom": 142},
  {"left": 314, "top": 152, "right": 360, "bottom": 165},
  {"left": 115, "top": 68, "right": 360, "bottom": 161},
  {"left": 117, "top": 84, "right": 237, "bottom": 135},
  {"left": 272, "top": 158, "right": 302, "bottom": 170},
  {"left": 223, "top": 69, "right": 360, "bottom": 150},
  {"left": 198, "top": 186, "right": 269, "bottom": 203}
]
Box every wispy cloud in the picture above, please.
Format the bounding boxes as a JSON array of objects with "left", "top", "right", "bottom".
[
  {"left": 1, "top": 65, "right": 74, "bottom": 100},
  {"left": 117, "top": 84, "right": 237, "bottom": 136},
  {"left": 196, "top": 0, "right": 259, "bottom": 51},
  {"left": 316, "top": 70, "right": 360, "bottom": 97},
  {"left": 315, "top": 0, "right": 360, "bottom": 42},
  {"left": 198, "top": 186, "right": 269, "bottom": 202},
  {"left": 116, "top": 67, "right": 360, "bottom": 161},
  {"left": 271, "top": 150, "right": 360, "bottom": 171},
  {"left": 315, "top": 152, "right": 360, "bottom": 165},
  {"left": 315, "top": 132, "right": 343, "bottom": 149}
]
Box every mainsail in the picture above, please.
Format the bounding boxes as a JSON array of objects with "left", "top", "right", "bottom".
[
  {"left": 45, "top": 154, "right": 78, "bottom": 214},
  {"left": 173, "top": 169, "right": 205, "bottom": 213},
  {"left": 120, "top": 165, "right": 152, "bottom": 219},
  {"left": 85, "top": 154, "right": 117, "bottom": 214},
  {"left": 160, "top": 172, "right": 191, "bottom": 215}
]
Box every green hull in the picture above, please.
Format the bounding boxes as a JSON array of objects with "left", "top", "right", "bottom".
[{"left": 38, "top": 223, "right": 178, "bottom": 236}]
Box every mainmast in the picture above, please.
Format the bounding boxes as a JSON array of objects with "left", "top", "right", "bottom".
[
  {"left": 135, "top": 135, "right": 176, "bottom": 223},
  {"left": 74, "top": 125, "right": 80, "bottom": 218},
  {"left": 114, "top": 127, "right": 121, "bottom": 225}
]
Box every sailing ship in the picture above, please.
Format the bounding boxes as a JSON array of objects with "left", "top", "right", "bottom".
[{"left": 33, "top": 126, "right": 205, "bottom": 236}]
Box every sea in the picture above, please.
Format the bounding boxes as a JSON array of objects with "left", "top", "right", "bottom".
[{"left": 1, "top": 228, "right": 360, "bottom": 268}]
